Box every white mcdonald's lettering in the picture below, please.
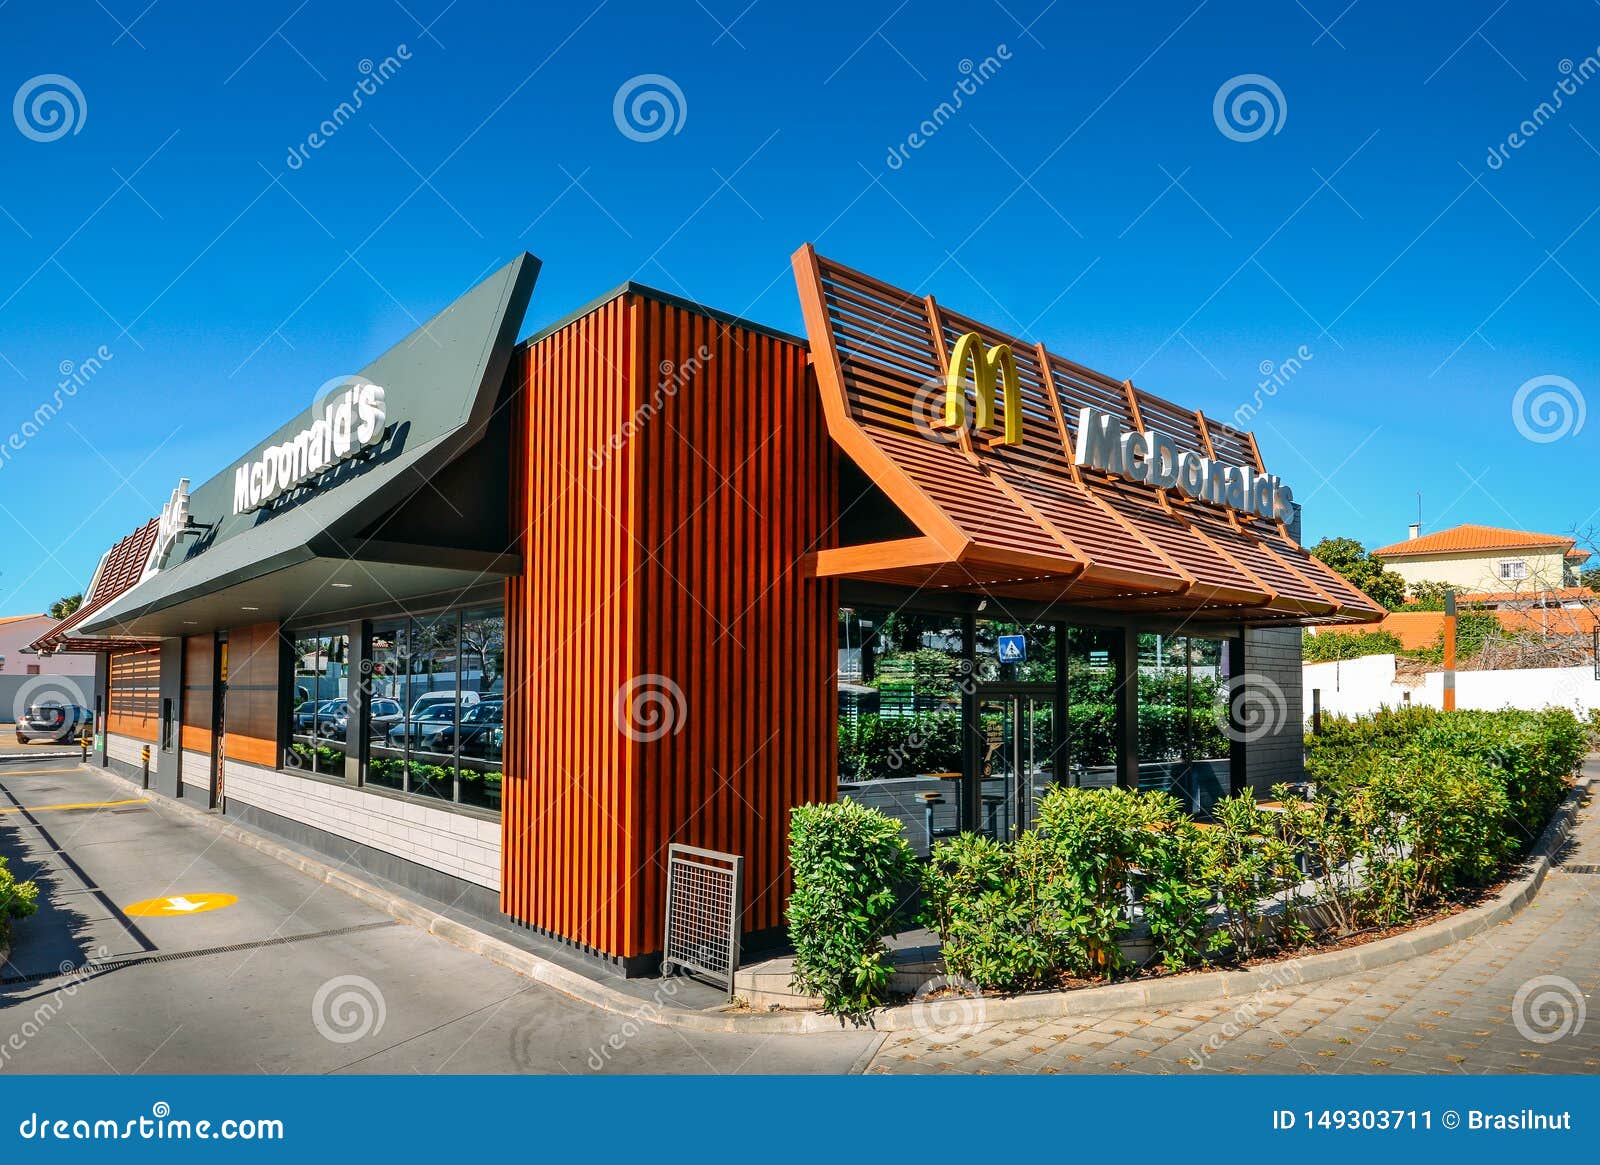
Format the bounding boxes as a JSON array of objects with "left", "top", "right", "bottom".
[
  {"left": 233, "top": 382, "right": 387, "bottom": 515},
  {"left": 1072, "top": 405, "right": 1295, "bottom": 522}
]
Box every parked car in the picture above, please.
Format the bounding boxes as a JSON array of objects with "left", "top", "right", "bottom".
[
  {"left": 293, "top": 698, "right": 344, "bottom": 734},
  {"left": 16, "top": 702, "right": 93, "bottom": 744},
  {"left": 319, "top": 697, "right": 404, "bottom": 740},
  {"left": 417, "top": 700, "right": 503, "bottom": 756},
  {"left": 407, "top": 690, "right": 481, "bottom": 721},
  {"left": 385, "top": 704, "right": 458, "bottom": 748}
]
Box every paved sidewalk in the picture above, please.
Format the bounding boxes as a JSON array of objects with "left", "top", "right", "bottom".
[{"left": 869, "top": 781, "right": 1599, "bottom": 1076}]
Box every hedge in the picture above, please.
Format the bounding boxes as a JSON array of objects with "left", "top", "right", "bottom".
[
  {"left": 0, "top": 855, "right": 38, "bottom": 944},
  {"left": 790, "top": 707, "right": 1584, "bottom": 1003}
]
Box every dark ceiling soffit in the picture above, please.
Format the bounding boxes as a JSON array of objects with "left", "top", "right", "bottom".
[
  {"left": 303, "top": 536, "right": 520, "bottom": 576},
  {"left": 75, "top": 254, "right": 539, "bottom": 639}
]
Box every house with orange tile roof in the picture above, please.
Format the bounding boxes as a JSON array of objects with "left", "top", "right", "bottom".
[{"left": 1372, "top": 523, "right": 1591, "bottom": 595}]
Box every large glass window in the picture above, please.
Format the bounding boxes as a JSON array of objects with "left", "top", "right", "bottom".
[
  {"left": 361, "top": 604, "right": 506, "bottom": 814},
  {"left": 288, "top": 632, "right": 349, "bottom": 778},
  {"left": 1064, "top": 626, "right": 1119, "bottom": 789},
  {"left": 1135, "top": 632, "right": 1231, "bottom": 812}
]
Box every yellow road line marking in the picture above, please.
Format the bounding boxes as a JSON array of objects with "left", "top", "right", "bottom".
[
  {"left": 0, "top": 767, "right": 86, "bottom": 776},
  {"left": 0, "top": 797, "right": 150, "bottom": 814}
]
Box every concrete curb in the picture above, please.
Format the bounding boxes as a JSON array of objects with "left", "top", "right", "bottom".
[{"left": 87, "top": 761, "right": 1591, "bottom": 1037}]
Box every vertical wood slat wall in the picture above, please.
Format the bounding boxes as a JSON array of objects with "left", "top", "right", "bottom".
[
  {"left": 223, "top": 622, "right": 280, "bottom": 768},
  {"left": 106, "top": 646, "right": 160, "bottom": 741},
  {"left": 180, "top": 635, "right": 215, "bottom": 755},
  {"left": 502, "top": 291, "right": 838, "bottom": 962}
]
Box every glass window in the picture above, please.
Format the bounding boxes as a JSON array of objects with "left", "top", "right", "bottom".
[
  {"left": 837, "top": 607, "right": 967, "bottom": 856},
  {"left": 287, "top": 632, "right": 349, "bottom": 778},
  {"left": 407, "top": 612, "right": 459, "bottom": 801},
  {"left": 366, "top": 620, "right": 408, "bottom": 792},
  {"left": 358, "top": 604, "right": 507, "bottom": 814},
  {"left": 1065, "top": 626, "right": 1119, "bottom": 789},
  {"left": 1134, "top": 633, "right": 1232, "bottom": 813},
  {"left": 458, "top": 607, "right": 505, "bottom": 812}
]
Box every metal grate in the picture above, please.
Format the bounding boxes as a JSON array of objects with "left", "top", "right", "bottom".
[{"left": 661, "top": 843, "right": 743, "bottom": 994}]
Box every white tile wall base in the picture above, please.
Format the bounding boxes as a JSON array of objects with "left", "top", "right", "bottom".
[
  {"left": 106, "top": 732, "right": 157, "bottom": 774},
  {"left": 222, "top": 759, "right": 502, "bottom": 891},
  {"left": 180, "top": 749, "right": 213, "bottom": 795}
]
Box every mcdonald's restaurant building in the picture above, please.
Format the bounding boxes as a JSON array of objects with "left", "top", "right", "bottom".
[{"left": 31, "top": 248, "right": 1382, "bottom": 974}]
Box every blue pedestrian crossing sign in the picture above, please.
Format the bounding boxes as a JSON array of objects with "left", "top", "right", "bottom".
[{"left": 997, "top": 634, "right": 1027, "bottom": 664}]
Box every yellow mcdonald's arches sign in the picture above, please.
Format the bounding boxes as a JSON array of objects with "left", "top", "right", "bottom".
[{"left": 940, "top": 331, "right": 1022, "bottom": 446}]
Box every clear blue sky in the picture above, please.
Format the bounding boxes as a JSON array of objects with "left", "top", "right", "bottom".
[{"left": 1, "top": 0, "right": 1595, "bottom": 613}]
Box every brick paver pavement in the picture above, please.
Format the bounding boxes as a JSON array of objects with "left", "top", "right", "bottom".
[{"left": 869, "top": 783, "right": 1599, "bottom": 1076}]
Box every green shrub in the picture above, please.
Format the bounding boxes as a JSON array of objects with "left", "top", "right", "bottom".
[
  {"left": 786, "top": 801, "right": 917, "bottom": 1019},
  {"left": 923, "top": 787, "right": 1217, "bottom": 985},
  {"left": 1303, "top": 629, "right": 1405, "bottom": 663},
  {"left": 1204, "top": 792, "right": 1306, "bottom": 960},
  {"left": 920, "top": 832, "right": 1060, "bottom": 991},
  {"left": 0, "top": 855, "right": 38, "bottom": 941}
]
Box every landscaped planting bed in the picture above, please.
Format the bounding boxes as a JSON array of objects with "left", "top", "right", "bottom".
[{"left": 787, "top": 706, "right": 1589, "bottom": 1020}]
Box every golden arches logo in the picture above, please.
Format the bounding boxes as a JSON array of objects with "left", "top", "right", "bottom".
[{"left": 940, "top": 331, "right": 1022, "bottom": 445}]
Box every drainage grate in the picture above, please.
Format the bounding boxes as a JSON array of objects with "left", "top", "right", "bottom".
[
  {"left": 0, "top": 920, "right": 397, "bottom": 985},
  {"left": 661, "top": 844, "right": 742, "bottom": 995},
  {"left": 1555, "top": 862, "right": 1600, "bottom": 875}
]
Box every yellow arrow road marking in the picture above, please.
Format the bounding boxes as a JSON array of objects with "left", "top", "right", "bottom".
[
  {"left": 0, "top": 797, "right": 150, "bottom": 814},
  {"left": 124, "top": 892, "right": 238, "bottom": 917}
]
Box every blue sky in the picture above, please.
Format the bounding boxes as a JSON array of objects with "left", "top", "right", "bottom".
[{"left": 0, "top": 0, "right": 1596, "bottom": 612}]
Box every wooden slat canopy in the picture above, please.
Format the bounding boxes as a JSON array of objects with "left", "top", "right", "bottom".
[
  {"left": 30, "top": 518, "right": 163, "bottom": 654},
  {"left": 792, "top": 245, "right": 1384, "bottom": 625}
]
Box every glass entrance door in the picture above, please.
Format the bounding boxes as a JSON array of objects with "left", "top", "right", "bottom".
[{"left": 974, "top": 689, "right": 1056, "bottom": 839}]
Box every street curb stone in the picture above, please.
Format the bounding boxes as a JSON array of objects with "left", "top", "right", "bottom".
[{"left": 87, "top": 761, "right": 1591, "bottom": 1037}]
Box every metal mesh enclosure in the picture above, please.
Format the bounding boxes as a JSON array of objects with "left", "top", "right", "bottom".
[{"left": 661, "top": 844, "right": 743, "bottom": 993}]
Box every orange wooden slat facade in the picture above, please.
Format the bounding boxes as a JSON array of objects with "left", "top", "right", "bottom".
[
  {"left": 223, "top": 622, "right": 281, "bottom": 769},
  {"left": 106, "top": 646, "right": 160, "bottom": 741},
  {"left": 180, "top": 634, "right": 215, "bottom": 755},
  {"left": 501, "top": 291, "right": 837, "bottom": 962}
]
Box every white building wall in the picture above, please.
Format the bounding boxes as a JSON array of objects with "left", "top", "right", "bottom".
[
  {"left": 106, "top": 731, "right": 158, "bottom": 773},
  {"left": 1303, "top": 655, "right": 1600, "bottom": 719},
  {"left": 222, "top": 759, "right": 501, "bottom": 891}
]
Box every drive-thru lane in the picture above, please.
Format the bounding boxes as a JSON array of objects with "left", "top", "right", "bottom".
[{"left": 0, "top": 761, "right": 879, "bottom": 1075}]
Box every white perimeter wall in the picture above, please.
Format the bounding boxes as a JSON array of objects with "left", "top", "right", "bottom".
[{"left": 1304, "top": 655, "right": 1600, "bottom": 719}]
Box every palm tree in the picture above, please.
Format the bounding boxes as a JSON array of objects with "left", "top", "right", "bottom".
[{"left": 48, "top": 593, "right": 82, "bottom": 620}]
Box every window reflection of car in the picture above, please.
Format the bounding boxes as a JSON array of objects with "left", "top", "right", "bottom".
[
  {"left": 293, "top": 699, "right": 343, "bottom": 734},
  {"left": 421, "top": 701, "right": 504, "bottom": 757},
  {"left": 320, "top": 698, "right": 403, "bottom": 740},
  {"left": 385, "top": 704, "right": 457, "bottom": 748}
]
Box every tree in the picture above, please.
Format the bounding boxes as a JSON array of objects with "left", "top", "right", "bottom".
[
  {"left": 47, "top": 594, "right": 82, "bottom": 620},
  {"left": 1406, "top": 579, "right": 1463, "bottom": 611},
  {"left": 1582, "top": 565, "right": 1600, "bottom": 594},
  {"left": 1308, "top": 537, "right": 1407, "bottom": 610}
]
